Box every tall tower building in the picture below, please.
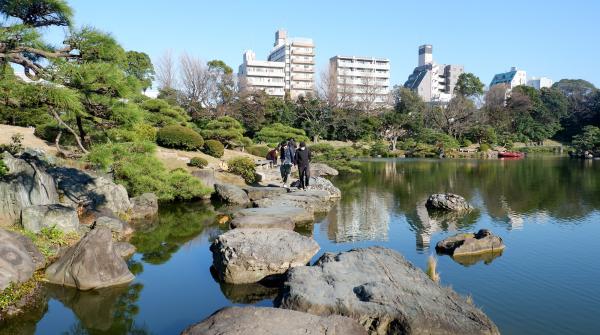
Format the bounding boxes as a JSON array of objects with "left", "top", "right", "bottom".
[
  {"left": 268, "top": 29, "right": 315, "bottom": 99},
  {"left": 418, "top": 44, "right": 433, "bottom": 66}
]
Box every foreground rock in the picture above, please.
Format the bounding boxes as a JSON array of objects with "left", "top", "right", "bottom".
[
  {"left": 277, "top": 246, "right": 500, "bottom": 335},
  {"left": 181, "top": 306, "right": 366, "bottom": 335},
  {"left": 426, "top": 193, "right": 472, "bottom": 212},
  {"left": 45, "top": 227, "right": 134, "bottom": 290},
  {"left": 291, "top": 177, "right": 341, "bottom": 198},
  {"left": 114, "top": 242, "right": 136, "bottom": 258},
  {"left": 214, "top": 183, "right": 250, "bottom": 205},
  {"left": 0, "top": 228, "right": 45, "bottom": 290},
  {"left": 436, "top": 229, "right": 505, "bottom": 257},
  {"left": 129, "top": 193, "right": 159, "bottom": 220},
  {"left": 310, "top": 163, "right": 339, "bottom": 177},
  {"left": 210, "top": 228, "right": 319, "bottom": 284},
  {"left": 0, "top": 152, "right": 60, "bottom": 226},
  {"left": 253, "top": 190, "right": 334, "bottom": 214},
  {"left": 229, "top": 215, "right": 294, "bottom": 230},
  {"left": 243, "top": 186, "right": 288, "bottom": 201},
  {"left": 21, "top": 204, "right": 79, "bottom": 234},
  {"left": 234, "top": 206, "right": 314, "bottom": 226}
]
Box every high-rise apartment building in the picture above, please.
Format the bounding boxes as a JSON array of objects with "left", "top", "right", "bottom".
[
  {"left": 268, "top": 29, "right": 315, "bottom": 99},
  {"left": 404, "top": 45, "right": 464, "bottom": 103},
  {"left": 527, "top": 77, "right": 553, "bottom": 90},
  {"left": 238, "top": 50, "right": 285, "bottom": 97},
  {"left": 329, "top": 55, "right": 390, "bottom": 107},
  {"left": 489, "top": 67, "right": 527, "bottom": 90}
]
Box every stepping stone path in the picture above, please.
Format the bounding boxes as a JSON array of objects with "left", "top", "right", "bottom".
[
  {"left": 234, "top": 207, "right": 314, "bottom": 226},
  {"left": 229, "top": 215, "right": 294, "bottom": 230}
]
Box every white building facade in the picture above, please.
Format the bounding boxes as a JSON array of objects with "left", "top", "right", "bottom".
[
  {"left": 489, "top": 67, "right": 527, "bottom": 90},
  {"left": 527, "top": 77, "right": 553, "bottom": 90},
  {"left": 268, "top": 29, "right": 315, "bottom": 99},
  {"left": 238, "top": 50, "right": 285, "bottom": 97},
  {"left": 404, "top": 45, "right": 464, "bottom": 104},
  {"left": 329, "top": 55, "right": 390, "bottom": 107}
]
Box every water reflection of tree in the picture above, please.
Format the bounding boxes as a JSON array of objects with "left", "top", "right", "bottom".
[{"left": 130, "top": 202, "right": 217, "bottom": 265}]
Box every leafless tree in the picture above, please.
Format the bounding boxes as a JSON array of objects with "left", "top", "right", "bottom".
[
  {"left": 427, "top": 95, "right": 477, "bottom": 138},
  {"left": 483, "top": 84, "right": 509, "bottom": 130},
  {"left": 156, "top": 50, "right": 177, "bottom": 90},
  {"left": 317, "top": 64, "right": 354, "bottom": 109},
  {"left": 179, "top": 53, "right": 213, "bottom": 108}
]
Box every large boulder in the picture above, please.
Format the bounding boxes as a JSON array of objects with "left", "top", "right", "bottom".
[
  {"left": 45, "top": 227, "right": 134, "bottom": 290},
  {"left": 243, "top": 186, "right": 288, "bottom": 201},
  {"left": 292, "top": 177, "right": 341, "bottom": 198},
  {"left": 310, "top": 163, "right": 339, "bottom": 177},
  {"left": 48, "top": 166, "right": 131, "bottom": 217},
  {"left": 94, "top": 216, "right": 133, "bottom": 237},
  {"left": 182, "top": 306, "right": 367, "bottom": 335},
  {"left": 21, "top": 204, "right": 79, "bottom": 234},
  {"left": 214, "top": 183, "right": 250, "bottom": 205},
  {"left": 0, "top": 152, "right": 60, "bottom": 226},
  {"left": 130, "top": 193, "right": 158, "bottom": 220},
  {"left": 436, "top": 229, "right": 505, "bottom": 257},
  {"left": 253, "top": 190, "right": 334, "bottom": 214},
  {"left": 234, "top": 206, "right": 314, "bottom": 226},
  {"left": 426, "top": 193, "right": 472, "bottom": 212},
  {"left": 277, "top": 246, "right": 500, "bottom": 335},
  {"left": 229, "top": 215, "right": 294, "bottom": 230},
  {"left": 114, "top": 242, "right": 136, "bottom": 259},
  {"left": 210, "top": 228, "right": 319, "bottom": 284},
  {"left": 192, "top": 169, "right": 216, "bottom": 190},
  {"left": 0, "top": 228, "right": 44, "bottom": 291}
]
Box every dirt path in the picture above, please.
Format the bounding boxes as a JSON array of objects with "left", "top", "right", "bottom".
[{"left": 0, "top": 124, "right": 56, "bottom": 154}]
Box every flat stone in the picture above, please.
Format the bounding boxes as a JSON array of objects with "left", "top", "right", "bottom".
[
  {"left": 253, "top": 190, "right": 334, "bottom": 214},
  {"left": 425, "top": 193, "right": 472, "bottom": 212},
  {"left": 130, "top": 193, "right": 159, "bottom": 220},
  {"left": 21, "top": 204, "right": 79, "bottom": 234},
  {"left": 234, "top": 207, "right": 314, "bottom": 226},
  {"left": 229, "top": 215, "right": 294, "bottom": 230},
  {"left": 277, "top": 246, "right": 500, "bottom": 335},
  {"left": 243, "top": 186, "right": 288, "bottom": 201},
  {"left": 0, "top": 228, "right": 44, "bottom": 290},
  {"left": 45, "top": 227, "right": 134, "bottom": 290},
  {"left": 291, "top": 177, "right": 341, "bottom": 198},
  {"left": 436, "top": 229, "right": 505, "bottom": 256},
  {"left": 210, "top": 228, "right": 319, "bottom": 284},
  {"left": 181, "top": 306, "right": 367, "bottom": 335},
  {"left": 214, "top": 183, "right": 250, "bottom": 205},
  {"left": 310, "top": 163, "right": 339, "bottom": 177}
]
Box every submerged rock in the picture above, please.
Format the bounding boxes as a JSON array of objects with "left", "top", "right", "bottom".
[
  {"left": 130, "top": 193, "right": 159, "bottom": 220},
  {"left": 229, "top": 215, "right": 294, "bottom": 230},
  {"left": 210, "top": 228, "right": 319, "bottom": 284},
  {"left": 214, "top": 183, "right": 250, "bottom": 205},
  {"left": 277, "top": 246, "right": 500, "bottom": 335},
  {"left": 426, "top": 193, "right": 472, "bottom": 212},
  {"left": 21, "top": 204, "right": 79, "bottom": 234},
  {"left": 243, "top": 186, "right": 288, "bottom": 201},
  {"left": 45, "top": 227, "right": 134, "bottom": 290},
  {"left": 181, "top": 306, "right": 367, "bottom": 335},
  {"left": 0, "top": 228, "right": 45, "bottom": 291},
  {"left": 0, "top": 152, "right": 60, "bottom": 226},
  {"left": 234, "top": 206, "right": 314, "bottom": 226},
  {"left": 436, "top": 229, "right": 505, "bottom": 257}
]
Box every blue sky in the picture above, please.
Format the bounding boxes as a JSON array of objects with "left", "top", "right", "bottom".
[{"left": 48, "top": 0, "right": 600, "bottom": 89}]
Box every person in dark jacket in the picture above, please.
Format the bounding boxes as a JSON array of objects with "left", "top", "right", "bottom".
[
  {"left": 266, "top": 145, "right": 279, "bottom": 168},
  {"left": 279, "top": 142, "right": 294, "bottom": 187},
  {"left": 294, "top": 141, "right": 312, "bottom": 190}
]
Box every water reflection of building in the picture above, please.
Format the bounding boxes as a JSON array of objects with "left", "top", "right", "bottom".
[
  {"left": 326, "top": 188, "right": 392, "bottom": 242},
  {"left": 412, "top": 200, "right": 458, "bottom": 252}
]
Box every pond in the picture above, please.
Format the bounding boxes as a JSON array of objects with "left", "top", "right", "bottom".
[{"left": 2, "top": 157, "right": 600, "bottom": 335}]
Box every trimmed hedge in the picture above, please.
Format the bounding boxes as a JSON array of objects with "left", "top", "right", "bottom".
[
  {"left": 227, "top": 157, "right": 257, "bottom": 184},
  {"left": 246, "top": 145, "right": 271, "bottom": 158},
  {"left": 157, "top": 125, "right": 204, "bottom": 151},
  {"left": 202, "top": 140, "right": 225, "bottom": 158},
  {"left": 255, "top": 123, "right": 309, "bottom": 145},
  {"left": 188, "top": 157, "right": 208, "bottom": 168}
]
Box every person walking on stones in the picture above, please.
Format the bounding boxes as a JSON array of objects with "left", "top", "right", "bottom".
[
  {"left": 294, "top": 141, "right": 312, "bottom": 190},
  {"left": 280, "top": 141, "right": 294, "bottom": 187},
  {"left": 267, "top": 145, "right": 279, "bottom": 168}
]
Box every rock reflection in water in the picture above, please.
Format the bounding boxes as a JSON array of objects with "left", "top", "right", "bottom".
[{"left": 448, "top": 250, "right": 504, "bottom": 267}]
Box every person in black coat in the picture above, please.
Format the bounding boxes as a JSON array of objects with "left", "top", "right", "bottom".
[{"left": 294, "top": 141, "right": 312, "bottom": 190}]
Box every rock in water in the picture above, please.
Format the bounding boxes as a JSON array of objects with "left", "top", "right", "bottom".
[
  {"left": 426, "top": 193, "right": 472, "bottom": 212},
  {"left": 45, "top": 227, "right": 134, "bottom": 290},
  {"left": 436, "top": 229, "right": 505, "bottom": 256},
  {"left": 181, "top": 306, "right": 367, "bottom": 335},
  {"left": 130, "top": 193, "right": 159, "bottom": 219},
  {"left": 310, "top": 163, "right": 339, "bottom": 177},
  {"left": 277, "top": 246, "right": 500, "bottom": 335},
  {"left": 0, "top": 228, "right": 45, "bottom": 290},
  {"left": 21, "top": 204, "right": 79, "bottom": 234},
  {"left": 291, "top": 177, "right": 341, "bottom": 198},
  {"left": 214, "top": 183, "right": 250, "bottom": 205},
  {"left": 234, "top": 207, "right": 314, "bottom": 226},
  {"left": 0, "top": 152, "right": 60, "bottom": 226},
  {"left": 243, "top": 186, "right": 288, "bottom": 201},
  {"left": 210, "top": 228, "right": 319, "bottom": 284},
  {"left": 114, "top": 242, "right": 136, "bottom": 259},
  {"left": 253, "top": 190, "right": 334, "bottom": 214},
  {"left": 229, "top": 215, "right": 294, "bottom": 230}
]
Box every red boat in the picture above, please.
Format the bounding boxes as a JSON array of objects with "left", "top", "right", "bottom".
[{"left": 498, "top": 151, "right": 524, "bottom": 158}]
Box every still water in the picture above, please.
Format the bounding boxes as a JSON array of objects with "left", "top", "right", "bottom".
[{"left": 2, "top": 157, "right": 600, "bottom": 335}]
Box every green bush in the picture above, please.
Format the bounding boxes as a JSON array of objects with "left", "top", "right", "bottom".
[
  {"left": 418, "top": 129, "right": 460, "bottom": 150},
  {"left": 188, "top": 157, "right": 208, "bottom": 168},
  {"left": 227, "top": 157, "right": 257, "bottom": 184},
  {"left": 572, "top": 126, "right": 600, "bottom": 152},
  {"left": 157, "top": 125, "right": 204, "bottom": 151},
  {"left": 479, "top": 143, "right": 491, "bottom": 152},
  {"left": 86, "top": 141, "right": 211, "bottom": 201},
  {"left": 201, "top": 116, "right": 246, "bottom": 148},
  {"left": 202, "top": 140, "right": 225, "bottom": 158},
  {"left": 309, "top": 143, "right": 334, "bottom": 154},
  {"left": 313, "top": 146, "right": 363, "bottom": 175},
  {"left": 255, "top": 123, "right": 309, "bottom": 145},
  {"left": 0, "top": 159, "right": 8, "bottom": 177},
  {"left": 246, "top": 145, "right": 271, "bottom": 158},
  {"left": 370, "top": 141, "right": 390, "bottom": 157},
  {"left": 461, "top": 139, "right": 473, "bottom": 147}
]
